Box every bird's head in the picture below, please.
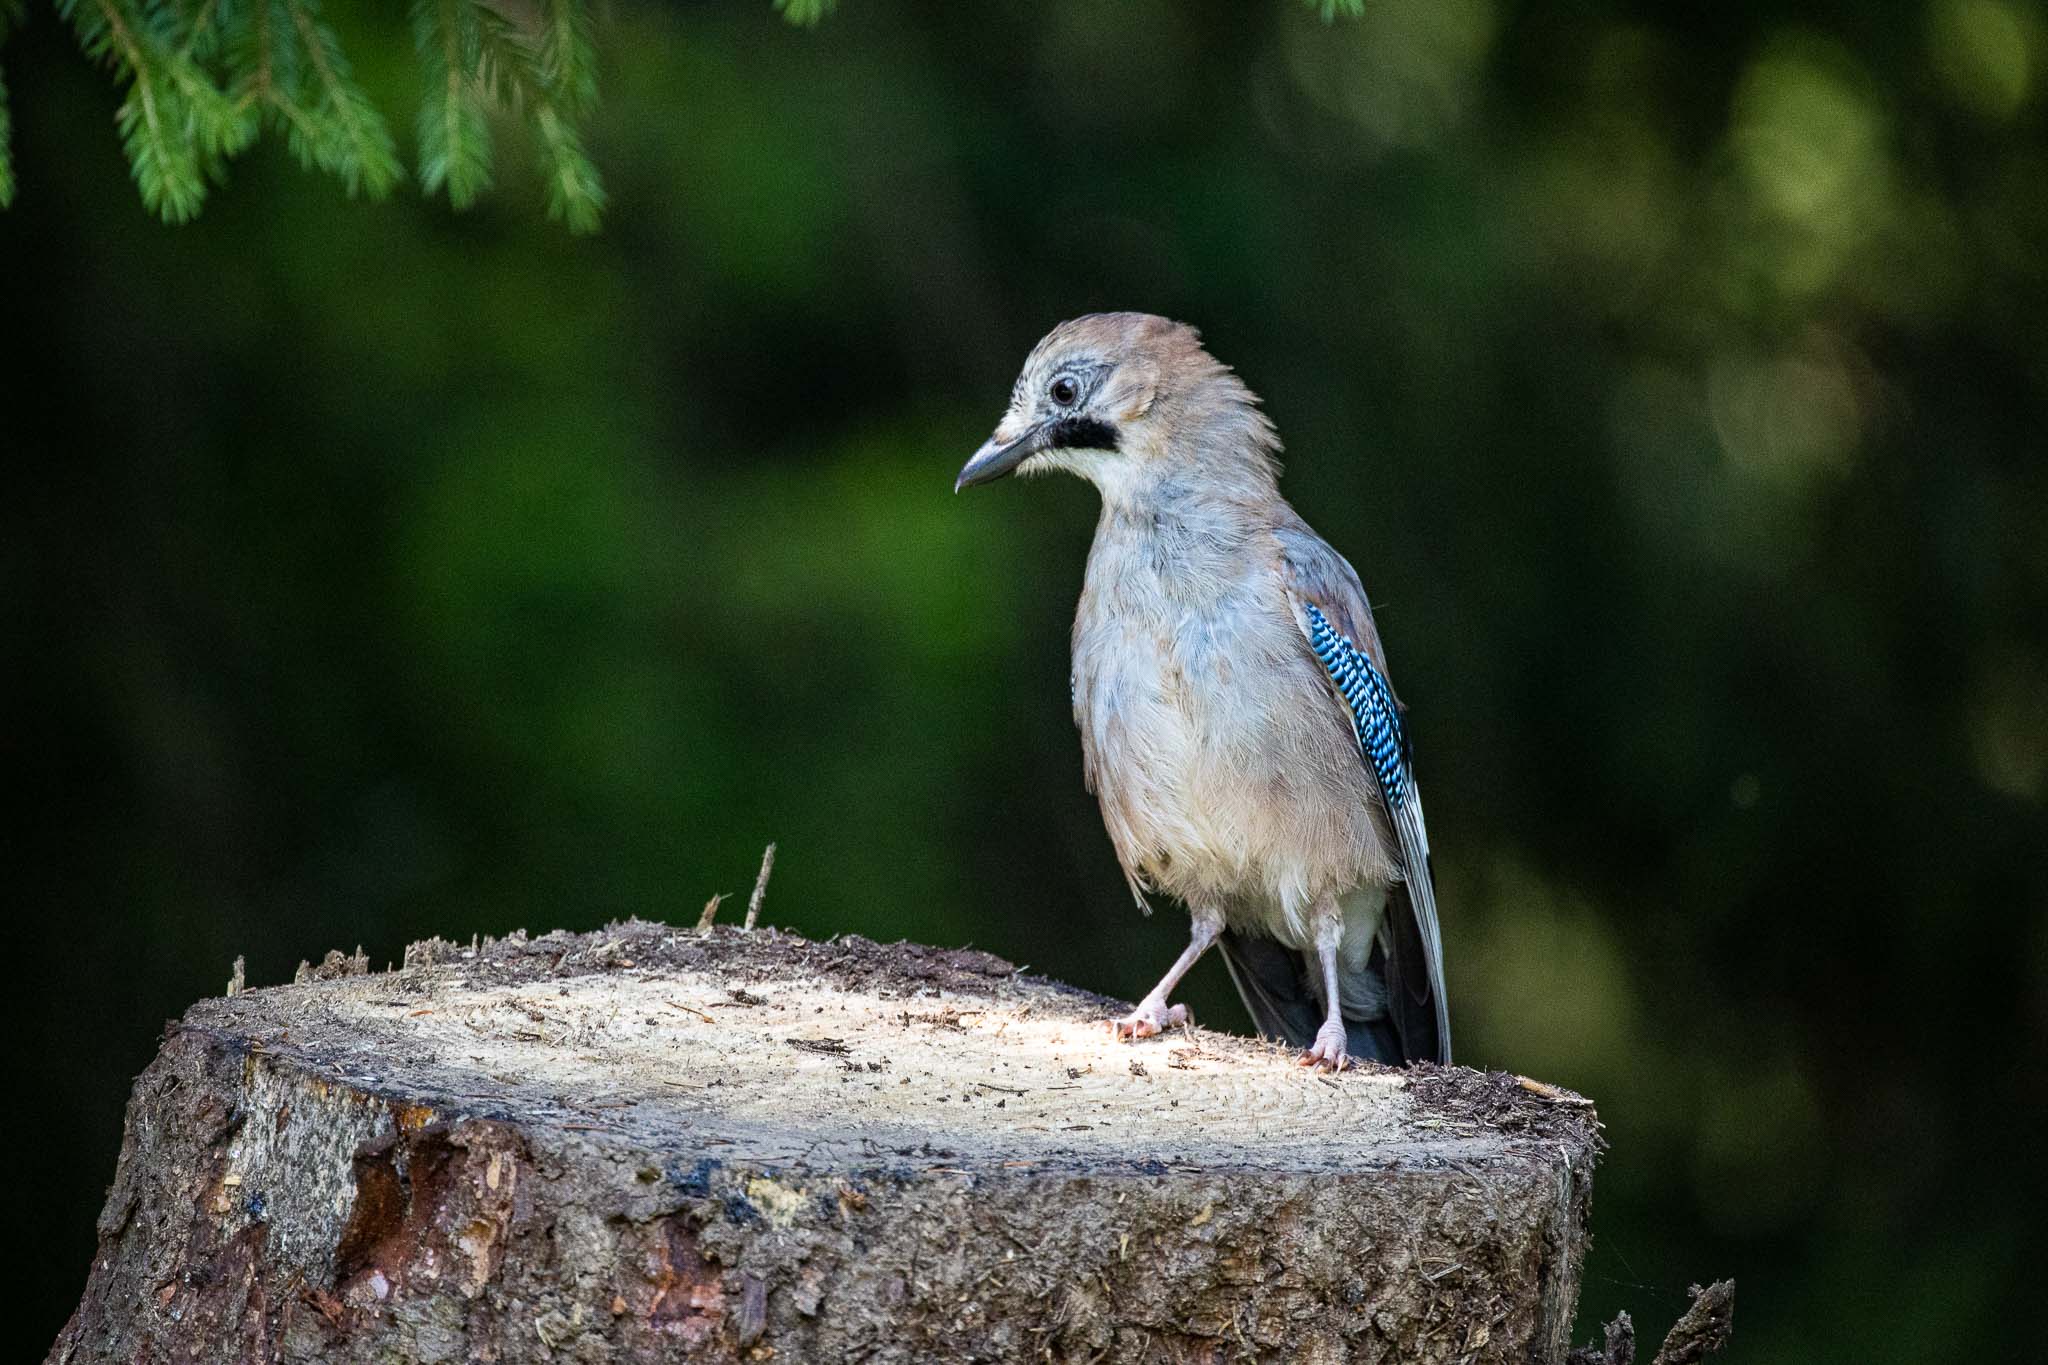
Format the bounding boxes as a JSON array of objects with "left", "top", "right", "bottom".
[{"left": 955, "top": 312, "right": 1277, "bottom": 499}]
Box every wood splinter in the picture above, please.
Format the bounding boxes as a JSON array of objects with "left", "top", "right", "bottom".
[{"left": 743, "top": 841, "right": 776, "bottom": 931}]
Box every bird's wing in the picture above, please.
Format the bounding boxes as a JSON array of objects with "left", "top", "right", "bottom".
[{"left": 1274, "top": 518, "right": 1451, "bottom": 1064}]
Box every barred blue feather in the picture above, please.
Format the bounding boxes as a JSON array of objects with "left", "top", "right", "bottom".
[{"left": 1303, "top": 602, "right": 1409, "bottom": 811}]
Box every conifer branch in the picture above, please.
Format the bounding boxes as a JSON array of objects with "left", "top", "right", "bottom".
[
  {"left": 534, "top": 0, "right": 594, "bottom": 117},
  {"left": 531, "top": 99, "right": 602, "bottom": 232},
  {"left": 62, "top": 0, "right": 210, "bottom": 220},
  {"left": 468, "top": 1, "right": 603, "bottom": 233},
  {"left": 284, "top": 0, "right": 400, "bottom": 198},
  {"left": 4, "top": 0, "right": 1356, "bottom": 226},
  {"left": 412, "top": 0, "right": 490, "bottom": 208},
  {"left": 232, "top": 0, "right": 314, "bottom": 153}
]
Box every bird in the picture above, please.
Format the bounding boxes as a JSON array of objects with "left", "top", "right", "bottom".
[{"left": 955, "top": 312, "right": 1449, "bottom": 1070}]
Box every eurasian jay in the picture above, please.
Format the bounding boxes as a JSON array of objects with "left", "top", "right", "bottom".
[{"left": 956, "top": 312, "right": 1450, "bottom": 1069}]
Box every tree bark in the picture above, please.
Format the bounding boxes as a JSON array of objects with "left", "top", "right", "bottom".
[{"left": 49, "top": 920, "right": 1602, "bottom": 1364}]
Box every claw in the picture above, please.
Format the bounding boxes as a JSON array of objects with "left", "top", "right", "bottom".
[
  {"left": 1299, "top": 1022, "right": 1350, "bottom": 1072},
  {"left": 1110, "top": 1000, "right": 1189, "bottom": 1040}
]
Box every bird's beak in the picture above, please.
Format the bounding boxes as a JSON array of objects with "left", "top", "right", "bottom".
[{"left": 955, "top": 419, "right": 1049, "bottom": 492}]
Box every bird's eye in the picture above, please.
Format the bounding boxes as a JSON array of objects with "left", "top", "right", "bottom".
[{"left": 1049, "top": 376, "right": 1080, "bottom": 407}]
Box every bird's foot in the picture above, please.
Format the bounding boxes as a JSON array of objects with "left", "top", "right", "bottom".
[
  {"left": 1110, "top": 998, "right": 1189, "bottom": 1041},
  {"left": 1298, "top": 1021, "right": 1350, "bottom": 1072}
]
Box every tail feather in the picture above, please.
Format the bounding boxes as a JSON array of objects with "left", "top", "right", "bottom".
[
  {"left": 1217, "top": 927, "right": 1414, "bottom": 1066},
  {"left": 1379, "top": 879, "right": 1449, "bottom": 1064},
  {"left": 1216, "top": 929, "right": 1320, "bottom": 1045}
]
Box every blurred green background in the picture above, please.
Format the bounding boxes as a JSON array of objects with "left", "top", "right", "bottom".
[{"left": 5, "top": 0, "right": 2046, "bottom": 1359}]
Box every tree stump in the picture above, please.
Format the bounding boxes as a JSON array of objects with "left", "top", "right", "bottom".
[{"left": 50, "top": 920, "right": 1602, "bottom": 1364}]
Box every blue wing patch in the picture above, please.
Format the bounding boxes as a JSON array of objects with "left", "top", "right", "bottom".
[{"left": 1303, "top": 602, "right": 1409, "bottom": 811}]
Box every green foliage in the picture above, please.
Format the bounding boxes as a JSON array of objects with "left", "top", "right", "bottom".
[
  {"left": 469, "top": 0, "right": 602, "bottom": 232},
  {"left": 272, "top": 0, "right": 403, "bottom": 200},
  {"left": 0, "top": 0, "right": 1361, "bottom": 225},
  {"left": 0, "top": 0, "right": 601, "bottom": 225},
  {"left": 54, "top": 0, "right": 244, "bottom": 221},
  {"left": 412, "top": 0, "right": 493, "bottom": 208},
  {"left": 534, "top": 0, "right": 595, "bottom": 115},
  {"left": 529, "top": 101, "right": 602, "bottom": 232}
]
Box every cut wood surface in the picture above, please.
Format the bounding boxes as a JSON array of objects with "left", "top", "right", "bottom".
[{"left": 51, "top": 920, "right": 1603, "bottom": 1364}]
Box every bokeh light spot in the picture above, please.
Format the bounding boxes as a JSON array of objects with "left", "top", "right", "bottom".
[
  {"left": 1732, "top": 45, "right": 1887, "bottom": 227},
  {"left": 1928, "top": 0, "right": 2037, "bottom": 122},
  {"left": 1970, "top": 644, "right": 2048, "bottom": 800},
  {"left": 1707, "top": 331, "right": 1866, "bottom": 490},
  {"left": 1282, "top": 0, "right": 1498, "bottom": 153}
]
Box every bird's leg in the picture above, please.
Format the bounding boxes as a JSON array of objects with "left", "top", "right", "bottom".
[
  {"left": 1300, "top": 901, "right": 1350, "bottom": 1071},
  {"left": 1111, "top": 906, "right": 1223, "bottom": 1041}
]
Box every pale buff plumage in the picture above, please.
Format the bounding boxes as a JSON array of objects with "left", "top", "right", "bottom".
[{"left": 958, "top": 313, "right": 1449, "bottom": 1069}]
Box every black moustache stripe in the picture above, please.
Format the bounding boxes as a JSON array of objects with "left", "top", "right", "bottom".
[{"left": 1045, "top": 416, "right": 1119, "bottom": 453}]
